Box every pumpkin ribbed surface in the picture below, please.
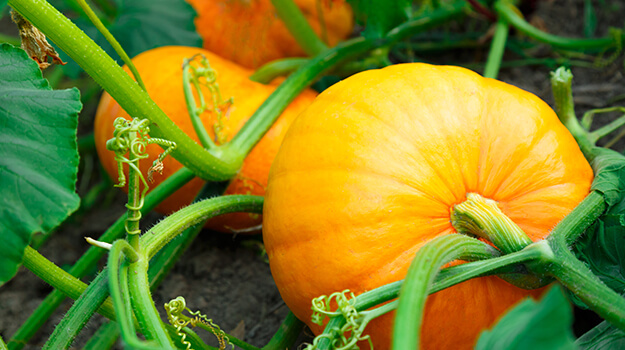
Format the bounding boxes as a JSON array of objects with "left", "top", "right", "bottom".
[
  {"left": 94, "top": 46, "right": 317, "bottom": 232},
  {"left": 263, "top": 63, "right": 593, "bottom": 348},
  {"left": 186, "top": 0, "right": 353, "bottom": 68}
]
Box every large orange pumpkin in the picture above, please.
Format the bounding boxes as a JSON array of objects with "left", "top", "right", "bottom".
[
  {"left": 186, "top": 0, "right": 353, "bottom": 68},
  {"left": 94, "top": 46, "right": 318, "bottom": 232},
  {"left": 263, "top": 64, "right": 593, "bottom": 348}
]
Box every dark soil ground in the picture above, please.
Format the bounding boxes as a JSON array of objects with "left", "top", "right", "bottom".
[{"left": 1, "top": 0, "right": 625, "bottom": 349}]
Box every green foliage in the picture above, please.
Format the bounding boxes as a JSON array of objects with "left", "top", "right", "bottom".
[
  {"left": 0, "top": 44, "right": 81, "bottom": 285},
  {"left": 0, "top": 1, "right": 7, "bottom": 20},
  {"left": 589, "top": 146, "right": 625, "bottom": 213},
  {"left": 574, "top": 215, "right": 625, "bottom": 296},
  {"left": 475, "top": 286, "right": 577, "bottom": 350},
  {"left": 347, "top": 0, "right": 412, "bottom": 39},
  {"left": 59, "top": 0, "right": 201, "bottom": 77},
  {"left": 577, "top": 321, "right": 625, "bottom": 350}
]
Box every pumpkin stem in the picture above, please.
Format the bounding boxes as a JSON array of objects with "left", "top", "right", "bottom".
[{"left": 451, "top": 193, "right": 533, "bottom": 254}]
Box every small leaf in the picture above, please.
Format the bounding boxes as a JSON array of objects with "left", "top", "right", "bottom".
[
  {"left": 475, "top": 285, "right": 577, "bottom": 350},
  {"left": 60, "top": 0, "right": 201, "bottom": 77},
  {"left": 0, "top": 44, "right": 81, "bottom": 285},
  {"left": 577, "top": 320, "right": 625, "bottom": 349},
  {"left": 347, "top": 0, "right": 412, "bottom": 39}
]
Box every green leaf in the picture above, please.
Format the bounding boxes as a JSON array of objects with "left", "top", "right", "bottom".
[
  {"left": 589, "top": 147, "right": 625, "bottom": 213},
  {"left": 60, "top": 0, "right": 202, "bottom": 77},
  {"left": 0, "top": 44, "right": 81, "bottom": 285},
  {"left": 0, "top": 1, "right": 7, "bottom": 20},
  {"left": 475, "top": 285, "right": 577, "bottom": 350},
  {"left": 577, "top": 320, "right": 625, "bottom": 349},
  {"left": 573, "top": 215, "right": 625, "bottom": 301},
  {"left": 347, "top": 0, "right": 412, "bottom": 39}
]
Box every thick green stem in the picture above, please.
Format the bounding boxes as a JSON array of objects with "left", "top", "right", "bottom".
[
  {"left": 392, "top": 235, "right": 500, "bottom": 350},
  {"left": 271, "top": 0, "right": 328, "bottom": 56},
  {"left": 142, "top": 195, "right": 264, "bottom": 258},
  {"left": 261, "top": 312, "right": 305, "bottom": 350},
  {"left": 126, "top": 157, "right": 142, "bottom": 248},
  {"left": 483, "top": 18, "right": 509, "bottom": 79},
  {"left": 549, "top": 191, "right": 606, "bottom": 247},
  {"left": 550, "top": 67, "right": 594, "bottom": 156},
  {"left": 43, "top": 272, "right": 111, "bottom": 349},
  {"left": 8, "top": 168, "right": 193, "bottom": 350},
  {"left": 21, "top": 247, "right": 116, "bottom": 320},
  {"left": 8, "top": 0, "right": 239, "bottom": 181},
  {"left": 74, "top": 0, "right": 145, "bottom": 90},
  {"left": 495, "top": 0, "right": 621, "bottom": 50},
  {"left": 249, "top": 58, "right": 309, "bottom": 84},
  {"left": 316, "top": 244, "right": 546, "bottom": 350},
  {"left": 539, "top": 239, "right": 625, "bottom": 331},
  {"left": 127, "top": 255, "right": 175, "bottom": 348},
  {"left": 451, "top": 193, "right": 533, "bottom": 254}
]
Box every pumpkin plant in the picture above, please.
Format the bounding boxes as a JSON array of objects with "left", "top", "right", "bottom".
[
  {"left": 94, "top": 45, "right": 318, "bottom": 232},
  {"left": 2, "top": 0, "right": 625, "bottom": 349}
]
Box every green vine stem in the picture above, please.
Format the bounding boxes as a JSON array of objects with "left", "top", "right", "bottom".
[
  {"left": 548, "top": 191, "right": 606, "bottom": 247},
  {"left": 0, "top": 336, "right": 7, "bottom": 350},
  {"left": 249, "top": 58, "right": 310, "bottom": 84},
  {"left": 550, "top": 67, "right": 594, "bottom": 156},
  {"left": 315, "top": 244, "right": 547, "bottom": 350},
  {"left": 262, "top": 312, "right": 305, "bottom": 350},
  {"left": 43, "top": 272, "right": 112, "bottom": 349},
  {"left": 392, "top": 235, "right": 500, "bottom": 350},
  {"left": 142, "top": 195, "right": 264, "bottom": 258},
  {"left": 271, "top": 0, "right": 328, "bottom": 56},
  {"left": 127, "top": 254, "right": 176, "bottom": 348},
  {"left": 532, "top": 239, "right": 625, "bottom": 331},
  {"left": 582, "top": 106, "right": 625, "bottom": 131},
  {"left": 451, "top": 193, "right": 533, "bottom": 254},
  {"left": 182, "top": 56, "right": 217, "bottom": 150},
  {"left": 21, "top": 247, "right": 116, "bottom": 320},
  {"left": 8, "top": 0, "right": 239, "bottom": 182},
  {"left": 74, "top": 0, "right": 145, "bottom": 90},
  {"left": 226, "top": 0, "right": 467, "bottom": 159},
  {"left": 8, "top": 167, "right": 194, "bottom": 350},
  {"left": 483, "top": 17, "right": 509, "bottom": 79},
  {"left": 109, "top": 241, "right": 165, "bottom": 349},
  {"left": 495, "top": 0, "right": 623, "bottom": 50}
]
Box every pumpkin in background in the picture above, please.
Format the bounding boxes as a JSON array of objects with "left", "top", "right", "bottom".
[
  {"left": 263, "top": 63, "right": 593, "bottom": 348},
  {"left": 186, "top": 0, "right": 353, "bottom": 68},
  {"left": 94, "top": 46, "right": 318, "bottom": 233}
]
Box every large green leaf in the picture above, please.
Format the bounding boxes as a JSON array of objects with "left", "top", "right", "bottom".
[
  {"left": 577, "top": 321, "right": 625, "bottom": 349},
  {"left": 60, "top": 0, "right": 201, "bottom": 77},
  {"left": 475, "top": 285, "right": 577, "bottom": 350},
  {"left": 0, "top": 44, "right": 81, "bottom": 285},
  {"left": 347, "top": 0, "right": 412, "bottom": 39}
]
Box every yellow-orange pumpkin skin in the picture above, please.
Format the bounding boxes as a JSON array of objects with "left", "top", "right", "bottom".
[
  {"left": 263, "top": 64, "right": 593, "bottom": 348},
  {"left": 186, "top": 0, "right": 353, "bottom": 69},
  {"left": 94, "top": 46, "right": 317, "bottom": 232}
]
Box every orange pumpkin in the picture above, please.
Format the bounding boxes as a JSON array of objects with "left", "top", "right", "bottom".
[
  {"left": 263, "top": 64, "right": 593, "bottom": 348},
  {"left": 186, "top": 0, "right": 354, "bottom": 68},
  {"left": 94, "top": 46, "right": 318, "bottom": 232}
]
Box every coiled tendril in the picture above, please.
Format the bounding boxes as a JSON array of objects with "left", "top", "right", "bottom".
[{"left": 165, "top": 296, "right": 232, "bottom": 350}]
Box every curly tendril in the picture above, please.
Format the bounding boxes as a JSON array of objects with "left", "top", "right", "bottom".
[
  {"left": 106, "top": 117, "right": 177, "bottom": 235},
  {"left": 594, "top": 28, "right": 623, "bottom": 68},
  {"left": 307, "top": 290, "right": 373, "bottom": 350},
  {"left": 183, "top": 54, "right": 234, "bottom": 145},
  {"left": 165, "top": 296, "right": 232, "bottom": 350}
]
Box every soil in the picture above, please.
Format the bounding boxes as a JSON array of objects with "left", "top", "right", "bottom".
[{"left": 1, "top": 0, "right": 624, "bottom": 349}]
